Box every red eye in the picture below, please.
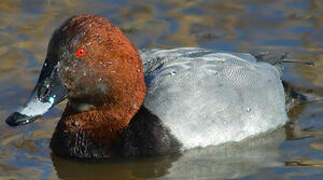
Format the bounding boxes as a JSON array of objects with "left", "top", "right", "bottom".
[{"left": 76, "top": 48, "right": 86, "bottom": 57}]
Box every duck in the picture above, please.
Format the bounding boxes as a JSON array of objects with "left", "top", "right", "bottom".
[{"left": 5, "top": 14, "right": 304, "bottom": 159}]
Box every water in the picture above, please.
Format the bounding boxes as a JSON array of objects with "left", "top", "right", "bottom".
[{"left": 0, "top": 0, "right": 322, "bottom": 179}]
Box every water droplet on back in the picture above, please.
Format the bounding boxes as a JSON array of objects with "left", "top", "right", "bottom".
[{"left": 49, "top": 97, "right": 55, "bottom": 104}]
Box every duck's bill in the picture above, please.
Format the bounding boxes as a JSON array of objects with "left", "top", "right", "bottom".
[{"left": 6, "top": 59, "right": 67, "bottom": 126}]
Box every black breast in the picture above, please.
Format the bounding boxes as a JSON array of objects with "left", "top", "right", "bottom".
[{"left": 119, "top": 106, "right": 182, "bottom": 157}]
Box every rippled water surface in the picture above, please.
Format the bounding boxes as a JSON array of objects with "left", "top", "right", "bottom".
[{"left": 0, "top": 0, "right": 322, "bottom": 179}]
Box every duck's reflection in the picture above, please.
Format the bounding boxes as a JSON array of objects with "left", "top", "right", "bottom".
[
  {"left": 52, "top": 128, "right": 285, "bottom": 179},
  {"left": 159, "top": 128, "right": 286, "bottom": 179},
  {"left": 51, "top": 153, "right": 180, "bottom": 180}
]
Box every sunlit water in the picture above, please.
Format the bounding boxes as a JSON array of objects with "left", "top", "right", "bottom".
[{"left": 0, "top": 0, "right": 322, "bottom": 179}]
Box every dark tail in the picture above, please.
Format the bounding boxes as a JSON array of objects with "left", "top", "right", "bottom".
[
  {"left": 250, "top": 50, "right": 321, "bottom": 111},
  {"left": 283, "top": 81, "right": 307, "bottom": 111},
  {"left": 283, "top": 81, "right": 323, "bottom": 111}
]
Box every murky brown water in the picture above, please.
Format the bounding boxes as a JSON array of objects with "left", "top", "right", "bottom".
[{"left": 0, "top": 0, "right": 322, "bottom": 179}]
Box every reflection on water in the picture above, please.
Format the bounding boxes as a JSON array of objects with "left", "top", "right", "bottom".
[
  {"left": 0, "top": 0, "right": 322, "bottom": 179},
  {"left": 158, "top": 129, "right": 285, "bottom": 180},
  {"left": 51, "top": 129, "right": 284, "bottom": 180},
  {"left": 52, "top": 153, "right": 178, "bottom": 180}
]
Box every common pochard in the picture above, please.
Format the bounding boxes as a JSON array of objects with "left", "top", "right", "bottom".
[{"left": 6, "top": 14, "right": 304, "bottom": 159}]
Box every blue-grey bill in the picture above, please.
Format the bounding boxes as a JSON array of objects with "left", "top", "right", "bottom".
[{"left": 6, "top": 58, "right": 67, "bottom": 126}]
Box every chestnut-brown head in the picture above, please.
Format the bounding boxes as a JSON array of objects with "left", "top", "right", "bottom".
[{"left": 51, "top": 15, "right": 145, "bottom": 108}]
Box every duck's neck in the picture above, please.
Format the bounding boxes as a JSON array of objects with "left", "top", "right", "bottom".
[{"left": 50, "top": 90, "right": 145, "bottom": 159}]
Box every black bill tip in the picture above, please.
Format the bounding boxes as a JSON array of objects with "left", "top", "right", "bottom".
[{"left": 6, "top": 112, "right": 39, "bottom": 126}]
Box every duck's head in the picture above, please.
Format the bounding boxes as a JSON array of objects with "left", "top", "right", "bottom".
[{"left": 6, "top": 14, "right": 146, "bottom": 127}]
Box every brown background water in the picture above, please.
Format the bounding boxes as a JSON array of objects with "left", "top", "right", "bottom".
[{"left": 0, "top": 0, "right": 322, "bottom": 179}]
